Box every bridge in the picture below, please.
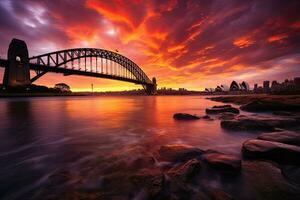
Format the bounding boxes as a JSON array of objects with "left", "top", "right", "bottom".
[{"left": 0, "top": 38, "right": 157, "bottom": 95}]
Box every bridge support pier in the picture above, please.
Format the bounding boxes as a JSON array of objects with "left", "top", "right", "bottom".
[
  {"left": 3, "top": 38, "right": 30, "bottom": 87},
  {"left": 145, "top": 77, "right": 157, "bottom": 95}
]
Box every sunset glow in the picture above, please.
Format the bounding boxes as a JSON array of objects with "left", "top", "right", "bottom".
[{"left": 0, "top": 0, "right": 300, "bottom": 91}]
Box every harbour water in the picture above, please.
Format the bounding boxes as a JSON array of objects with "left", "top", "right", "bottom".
[{"left": 0, "top": 96, "right": 268, "bottom": 199}]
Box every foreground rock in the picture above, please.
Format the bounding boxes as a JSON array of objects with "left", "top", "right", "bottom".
[
  {"left": 159, "top": 144, "right": 204, "bottom": 162},
  {"left": 242, "top": 139, "right": 300, "bottom": 165},
  {"left": 281, "top": 165, "right": 300, "bottom": 186},
  {"left": 206, "top": 105, "right": 240, "bottom": 114},
  {"left": 221, "top": 117, "right": 300, "bottom": 132},
  {"left": 167, "top": 159, "right": 201, "bottom": 181},
  {"left": 241, "top": 100, "right": 300, "bottom": 112},
  {"left": 242, "top": 160, "right": 300, "bottom": 200},
  {"left": 173, "top": 113, "right": 200, "bottom": 120},
  {"left": 202, "top": 150, "right": 241, "bottom": 172},
  {"left": 258, "top": 131, "right": 300, "bottom": 146},
  {"left": 130, "top": 169, "right": 165, "bottom": 198}
]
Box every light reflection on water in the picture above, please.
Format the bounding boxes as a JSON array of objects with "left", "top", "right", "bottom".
[{"left": 0, "top": 96, "right": 257, "bottom": 199}]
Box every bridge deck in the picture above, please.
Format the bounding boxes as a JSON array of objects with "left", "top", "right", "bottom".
[{"left": 0, "top": 58, "right": 152, "bottom": 86}]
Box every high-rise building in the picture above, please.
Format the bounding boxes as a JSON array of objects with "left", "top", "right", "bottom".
[{"left": 254, "top": 84, "right": 258, "bottom": 91}]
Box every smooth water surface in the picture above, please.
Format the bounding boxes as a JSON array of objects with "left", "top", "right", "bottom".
[{"left": 0, "top": 96, "right": 257, "bottom": 199}]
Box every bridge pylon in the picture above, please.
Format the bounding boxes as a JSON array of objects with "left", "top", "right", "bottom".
[
  {"left": 145, "top": 77, "right": 157, "bottom": 95},
  {"left": 3, "top": 38, "right": 30, "bottom": 87}
]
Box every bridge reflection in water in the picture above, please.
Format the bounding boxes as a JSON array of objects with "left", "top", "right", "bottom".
[{"left": 0, "top": 38, "right": 157, "bottom": 94}]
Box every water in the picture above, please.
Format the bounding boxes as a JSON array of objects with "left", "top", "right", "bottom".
[{"left": 0, "top": 96, "right": 258, "bottom": 199}]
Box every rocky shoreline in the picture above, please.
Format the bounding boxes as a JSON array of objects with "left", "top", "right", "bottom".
[{"left": 34, "top": 95, "right": 300, "bottom": 200}]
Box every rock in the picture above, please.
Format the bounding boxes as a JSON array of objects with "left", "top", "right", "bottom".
[
  {"left": 240, "top": 100, "right": 300, "bottom": 112},
  {"left": 273, "top": 111, "right": 299, "bottom": 116},
  {"left": 212, "top": 105, "right": 232, "bottom": 109},
  {"left": 221, "top": 117, "right": 300, "bottom": 132},
  {"left": 242, "top": 160, "right": 300, "bottom": 200},
  {"left": 167, "top": 159, "right": 201, "bottom": 181},
  {"left": 159, "top": 144, "right": 204, "bottom": 162},
  {"left": 202, "top": 150, "right": 241, "bottom": 172},
  {"left": 281, "top": 165, "right": 300, "bottom": 186},
  {"left": 209, "top": 189, "right": 234, "bottom": 200},
  {"left": 131, "top": 169, "right": 165, "bottom": 198},
  {"left": 173, "top": 113, "right": 200, "bottom": 120},
  {"left": 206, "top": 105, "right": 240, "bottom": 114},
  {"left": 201, "top": 115, "right": 214, "bottom": 121},
  {"left": 242, "top": 139, "right": 300, "bottom": 165},
  {"left": 221, "top": 118, "right": 275, "bottom": 132},
  {"left": 218, "top": 112, "right": 236, "bottom": 120},
  {"left": 128, "top": 156, "right": 156, "bottom": 171},
  {"left": 258, "top": 131, "right": 300, "bottom": 146}
]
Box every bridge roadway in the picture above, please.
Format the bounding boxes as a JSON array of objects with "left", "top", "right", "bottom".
[{"left": 0, "top": 58, "right": 152, "bottom": 86}]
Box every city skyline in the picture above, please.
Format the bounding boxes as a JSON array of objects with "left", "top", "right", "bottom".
[{"left": 0, "top": 0, "right": 300, "bottom": 91}]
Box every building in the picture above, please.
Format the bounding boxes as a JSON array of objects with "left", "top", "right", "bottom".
[
  {"left": 229, "top": 81, "right": 240, "bottom": 91},
  {"left": 263, "top": 81, "right": 270, "bottom": 93},
  {"left": 239, "top": 81, "right": 250, "bottom": 91}
]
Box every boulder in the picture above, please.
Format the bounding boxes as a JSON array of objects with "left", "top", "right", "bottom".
[
  {"left": 242, "top": 160, "right": 300, "bottom": 200},
  {"left": 128, "top": 156, "right": 156, "bottom": 171},
  {"left": 206, "top": 105, "right": 240, "bottom": 114},
  {"left": 218, "top": 112, "right": 236, "bottom": 120},
  {"left": 281, "top": 165, "right": 300, "bottom": 186},
  {"left": 258, "top": 131, "right": 300, "bottom": 146},
  {"left": 202, "top": 150, "right": 241, "bottom": 172},
  {"left": 131, "top": 169, "right": 165, "bottom": 198},
  {"left": 242, "top": 139, "right": 300, "bottom": 165},
  {"left": 221, "top": 119, "right": 275, "bottom": 132},
  {"left": 167, "top": 159, "right": 202, "bottom": 181},
  {"left": 221, "top": 117, "right": 300, "bottom": 132},
  {"left": 212, "top": 105, "right": 232, "bottom": 109},
  {"left": 173, "top": 113, "right": 200, "bottom": 120},
  {"left": 240, "top": 100, "right": 300, "bottom": 112},
  {"left": 159, "top": 144, "right": 204, "bottom": 162}
]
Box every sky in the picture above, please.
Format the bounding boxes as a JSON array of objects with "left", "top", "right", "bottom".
[{"left": 0, "top": 0, "right": 300, "bottom": 91}]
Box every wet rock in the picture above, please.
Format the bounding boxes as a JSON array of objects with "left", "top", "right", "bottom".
[
  {"left": 206, "top": 105, "right": 240, "bottom": 114},
  {"left": 167, "top": 159, "right": 202, "bottom": 181},
  {"left": 221, "top": 116, "right": 300, "bottom": 132},
  {"left": 201, "top": 115, "right": 214, "bottom": 121},
  {"left": 281, "top": 165, "right": 300, "bottom": 186},
  {"left": 273, "top": 111, "right": 299, "bottom": 116},
  {"left": 173, "top": 113, "right": 200, "bottom": 120},
  {"left": 209, "top": 189, "right": 234, "bottom": 200},
  {"left": 240, "top": 100, "right": 300, "bottom": 112},
  {"left": 221, "top": 118, "right": 275, "bottom": 132},
  {"left": 159, "top": 144, "right": 204, "bottom": 162},
  {"left": 131, "top": 169, "right": 165, "bottom": 198},
  {"left": 243, "top": 160, "right": 300, "bottom": 200},
  {"left": 242, "top": 139, "right": 300, "bottom": 165},
  {"left": 258, "top": 131, "right": 300, "bottom": 146},
  {"left": 128, "top": 156, "right": 156, "bottom": 171},
  {"left": 218, "top": 112, "right": 236, "bottom": 120},
  {"left": 202, "top": 150, "right": 241, "bottom": 172},
  {"left": 213, "top": 105, "right": 232, "bottom": 109}
]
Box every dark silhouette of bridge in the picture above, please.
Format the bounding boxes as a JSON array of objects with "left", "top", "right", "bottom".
[{"left": 0, "top": 38, "right": 157, "bottom": 94}]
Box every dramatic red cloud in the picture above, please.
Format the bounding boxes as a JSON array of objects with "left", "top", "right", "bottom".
[
  {"left": 233, "top": 37, "right": 255, "bottom": 48},
  {"left": 0, "top": 0, "right": 300, "bottom": 91}
]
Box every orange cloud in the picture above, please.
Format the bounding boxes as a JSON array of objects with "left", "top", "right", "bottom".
[
  {"left": 233, "top": 37, "right": 254, "bottom": 48},
  {"left": 267, "top": 33, "right": 289, "bottom": 43}
]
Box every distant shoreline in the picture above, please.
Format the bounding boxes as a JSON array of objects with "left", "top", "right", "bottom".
[{"left": 1, "top": 92, "right": 300, "bottom": 98}]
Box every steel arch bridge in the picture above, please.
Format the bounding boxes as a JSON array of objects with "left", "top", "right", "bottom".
[{"left": 0, "top": 38, "right": 157, "bottom": 95}]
